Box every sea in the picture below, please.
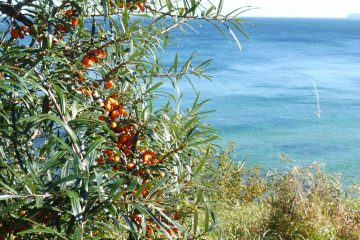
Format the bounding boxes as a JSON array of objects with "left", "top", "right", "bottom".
[{"left": 160, "top": 17, "right": 360, "bottom": 182}]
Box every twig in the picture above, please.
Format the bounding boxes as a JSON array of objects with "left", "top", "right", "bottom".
[
  {"left": 34, "top": 70, "right": 85, "bottom": 167},
  {"left": 0, "top": 2, "right": 33, "bottom": 27}
]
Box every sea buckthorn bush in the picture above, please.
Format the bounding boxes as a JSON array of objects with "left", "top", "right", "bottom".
[{"left": 0, "top": 0, "right": 247, "bottom": 239}]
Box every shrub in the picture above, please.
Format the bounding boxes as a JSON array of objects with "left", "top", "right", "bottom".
[
  {"left": 0, "top": 0, "right": 247, "bottom": 239},
  {"left": 264, "top": 164, "right": 360, "bottom": 240},
  {"left": 202, "top": 148, "right": 360, "bottom": 240}
]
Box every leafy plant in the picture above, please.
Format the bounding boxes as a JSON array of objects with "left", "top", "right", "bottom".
[
  {"left": 0, "top": 0, "right": 248, "bottom": 239},
  {"left": 201, "top": 149, "right": 360, "bottom": 240}
]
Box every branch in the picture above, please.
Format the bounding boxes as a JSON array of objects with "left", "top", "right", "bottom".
[
  {"left": 146, "top": 5, "right": 225, "bottom": 21},
  {"left": 0, "top": 2, "right": 33, "bottom": 27},
  {"left": 139, "top": 70, "right": 207, "bottom": 79},
  {"left": 34, "top": 70, "right": 85, "bottom": 169},
  {"left": 161, "top": 18, "right": 188, "bottom": 34},
  {"left": 104, "top": 61, "right": 128, "bottom": 80}
]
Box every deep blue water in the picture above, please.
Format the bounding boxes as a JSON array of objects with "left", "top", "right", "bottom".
[{"left": 161, "top": 18, "right": 360, "bottom": 182}]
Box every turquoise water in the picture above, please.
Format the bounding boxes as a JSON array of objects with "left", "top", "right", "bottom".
[{"left": 162, "top": 18, "right": 360, "bottom": 181}]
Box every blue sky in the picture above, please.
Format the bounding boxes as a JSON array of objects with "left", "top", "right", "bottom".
[{"left": 222, "top": 0, "right": 360, "bottom": 18}]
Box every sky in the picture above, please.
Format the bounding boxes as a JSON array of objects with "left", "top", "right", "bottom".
[{"left": 221, "top": 0, "right": 360, "bottom": 18}]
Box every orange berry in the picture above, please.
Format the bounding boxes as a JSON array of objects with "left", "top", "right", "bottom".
[
  {"left": 138, "top": 2, "right": 145, "bottom": 12},
  {"left": 83, "top": 57, "right": 95, "bottom": 67},
  {"left": 110, "top": 110, "right": 120, "bottom": 120},
  {"left": 92, "top": 230, "right": 100, "bottom": 236},
  {"left": 96, "top": 157, "right": 105, "bottom": 165},
  {"left": 104, "top": 80, "right": 114, "bottom": 90},
  {"left": 142, "top": 151, "right": 155, "bottom": 164},
  {"left": 110, "top": 154, "right": 120, "bottom": 162},
  {"left": 108, "top": 97, "right": 116, "bottom": 105},
  {"left": 57, "top": 24, "right": 67, "bottom": 32},
  {"left": 89, "top": 55, "right": 97, "bottom": 63},
  {"left": 118, "top": 107, "right": 128, "bottom": 116},
  {"left": 118, "top": 134, "right": 128, "bottom": 144},
  {"left": 85, "top": 90, "right": 92, "bottom": 97},
  {"left": 11, "top": 29, "right": 19, "bottom": 39},
  {"left": 93, "top": 81, "right": 100, "bottom": 88},
  {"left": 96, "top": 49, "right": 106, "bottom": 59},
  {"left": 104, "top": 149, "right": 113, "bottom": 157},
  {"left": 126, "top": 162, "right": 136, "bottom": 171},
  {"left": 125, "top": 141, "right": 132, "bottom": 148},
  {"left": 138, "top": 169, "right": 146, "bottom": 177},
  {"left": 65, "top": 9, "right": 73, "bottom": 17},
  {"left": 71, "top": 18, "right": 80, "bottom": 27},
  {"left": 119, "top": 2, "right": 124, "bottom": 8},
  {"left": 82, "top": 88, "right": 92, "bottom": 97},
  {"left": 123, "top": 125, "right": 130, "bottom": 133},
  {"left": 166, "top": 228, "right": 172, "bottom": 236},
  {"left": 114, "top": 127, "right": 122, "bottom": 133},
  {"left": 57, "top": 35, "right": 64, "bottom": 41},
  {"left": 104, "top": 103, "right": 112, "bottom": 111},
  {"left": 78, "top": 74, "right": 85, "bottom": 82},
  {"left": 98, "top": 116, "right": 106, "bottom": 121},
  {"left": 110, "top": 121, "right": 117, "bottom": 128},
  {"left": 174, "top": 211, "right": 181, "bottom": 220},
  {"left": 27, "top": 26, "right": 35, "bottom": 35},
  {"left": 113, "top": 165, "right": 120, "bottom": 171},
  {"left": 112, "top": 93, "right": 122, "bottom": 99},
  {"left": 123, "top": 147, "right": 131, "bottom": 156},
  {"left": 142, "top": 188, "right": 149, "bottom": 198}
]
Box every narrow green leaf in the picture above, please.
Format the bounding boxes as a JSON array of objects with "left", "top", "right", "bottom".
[
  {"left": 0, "top": 194, "right": 23, "bottom": 200},
  {"left": 21, "top": 114, "right": 78, "bottom": 143},
  {"left": 53, "top": 84, "right": 66, "bottom": 115},
  {"left": 85, "top": 137, "right": 104, "bottom": 157},
  {"left": 73, "top": 226, "right": 83, "bottom": 240},
  {"left": 65, "top": 190, "right": 83, "bottom": 221}
]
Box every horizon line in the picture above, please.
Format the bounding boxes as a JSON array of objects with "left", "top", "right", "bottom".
[{"left": 240, "top": 15, "right": 358, "bottom": 19}]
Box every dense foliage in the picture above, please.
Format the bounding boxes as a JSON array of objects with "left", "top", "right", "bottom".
[{"left": 0, "top": 0, "right": 249, "bottom": 239}]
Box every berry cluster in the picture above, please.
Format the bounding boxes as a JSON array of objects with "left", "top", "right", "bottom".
[
  {"left": 52, "top": 8, "right": 80, "bottom": 45},
  {"left": 110, "top": 0, "right": 147, "bottom": 12},
  {"left": 10, "top": 25, "right": 34, "bottom": 39},
  {"left": 128, "top": 210, "right": 181, "bottom": 239},
  {"left": 82, "top": 49, "right": 107, "bottom": 68},
  {"left": 0, "top": 210, "right": 56, "bottom": 240}
]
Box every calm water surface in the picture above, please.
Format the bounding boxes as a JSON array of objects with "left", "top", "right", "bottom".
[{"left": 161, "top": 18, "right": 360, "bottom": 182}]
